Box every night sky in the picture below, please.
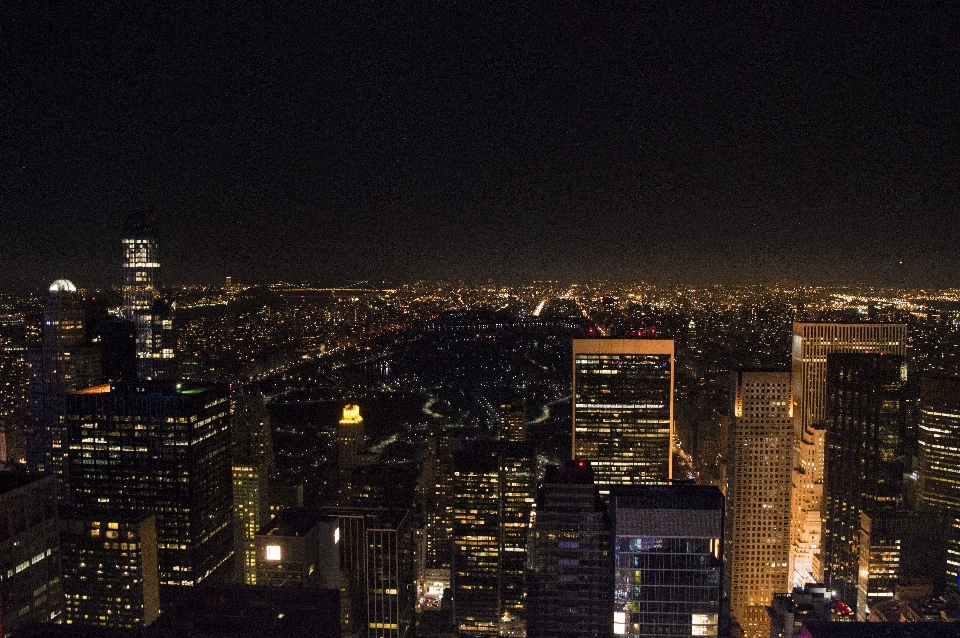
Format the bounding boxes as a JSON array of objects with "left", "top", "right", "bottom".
[{"left": 3, "top": 2, "right": 958, "bottom": 288}]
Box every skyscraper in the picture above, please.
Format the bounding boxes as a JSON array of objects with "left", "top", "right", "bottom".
[
  {"left": 27, "top": 279, "right": 101, "bottom": 474},
  {"left": 122, "top": 210, "right": 173, "bottom": 380},
  {"left": 612, "top": 485, "right": 724, "bottom": 638},
  {"left": 729, "top": 371, "right": 792, "bottom": 638},
  {"left": 61, "top": 381, "right": 233, "bottom": 597},
  {"left": 61, "top": 511, "right": 160, "bottom": 628},
  {"left": 526, "top": 460, "right": 612, "bottom": 638},
  {"left": 450, "top": 441, "right": 536, "bottom": 637},
  {"left": 821, "top": 353, "right": 907, "bottom": 615},
  {"left": 497, "top": 442, "right": 536, "bottom": 635},
  {"left": 573, "top": 338, "right": 674, "bottom": 491},
  {"left": 452, "top": 446, "right": 501, "bottom": 637},
  {"left": 918, "top": 375, "right": 960, "bottom": 587},
  {"left": 0, "top": 473, "right": 63, "bottom": 634},
  {"left": 498, "top": 400, "right": 526, "bottom": 443},
  {"left": 232, "top": 393, "right": 275, "bottom": 584},
  {"left": 789, "top": 323, "right": 906, "bottom": 585}
]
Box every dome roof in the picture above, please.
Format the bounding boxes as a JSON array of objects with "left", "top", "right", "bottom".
[{"left": 49, "top": 279, "right": 77, "bottom": 293}]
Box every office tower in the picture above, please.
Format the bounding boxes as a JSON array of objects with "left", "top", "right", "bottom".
[
  {"left": 729, "top": 371, "right": 793, "bottom": 638},
  {"left": 450, "top": 442, "right": 536, "bottom": 637},
  {"left": 232, "top": 394, "right": 275, "bottom": 584},
  {"left": 526, "top": 460, "right": 612, "bottom": 638},
  {"left": 256, "top": 508, "right": 340, "bottom": 589},
  {"left": 452, "top": 446, "right": 501, "bottom": 636},
  {"left": 27, "top": 279, "right": 102, "bottom": 473},
  {"left": 612, "top": 485, "right": 724, "bottom": 638},
  {"left": 918, "top": 375, "right": 960, "bottom": 587},
  {"left": 497, "top": 442, "right": 536, "bottom": 635},
  {"left": 498, "top": 400, "right": 526, "bottom": 442},
  {"left": 61, "top": 381, "right": 233, "bottom": 596},
  {"left": 122, "top": 210, "right": 174, "bottom": 380},
  {"left": 324, "top": 507, "right": 414, "bottom": 638},
  {"left": 789, "top": 323, "right": 906, "bottom": 586},
  {"left": 855, "top": 510, "right": 911, "bottom": 618},
  {"left": 61, "top": 511, "right": 160, "bottom": 628},
  {"left": 0, "top": 473, "right": 63, "bottom": 634},
  {"left": 365, "top": 510, "right": 414, "bottom": 638},
  {"left": 572, "top": 338, "right": 674, "bottom": 491},
  {"left": 420, "top": 429, "right": 459, "bottom": 570},
  {"left": 339, "top": 404, "right": 365, "bottom": 500},
  {"left": 821, "top": 353, "right": 907, "bottom": 615}
]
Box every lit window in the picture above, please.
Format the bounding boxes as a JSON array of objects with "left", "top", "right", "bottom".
[{"left": 265, "top": 545, "right": 282, "bottom": 561}]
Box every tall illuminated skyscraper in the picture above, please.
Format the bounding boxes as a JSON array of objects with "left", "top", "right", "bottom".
[
  {"left": 572, "top": 339, "right": 674, "bottom": 491},
  {"left": 452, "top": 446, "right": 502, "bottom": 637},
  {"left": 122, "top": 210, "right": 173, "bottom": 380},
  {"left": 918, "top": 375, "right": 960, "bottom": 587},
  {"left": 789, "top": 323, "right": 906, "bottom": 585},
  {"left": 729, "top": 371, "right": 792, "bottom": 638}
]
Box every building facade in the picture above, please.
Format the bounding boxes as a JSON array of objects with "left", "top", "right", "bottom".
[
  {"left": 918, "top": 375, "right": 960, "bottom": 587},
  {"left": 729, "top": 371, "right": 793, "bottom": 637},
  {"left": 27, "top": 279, "right": 101, "bottom": 474},
  {"left": 612, "top": 485, "right": 724, "bottom": 638},
  {"left": 573, "top": 339, "right": 674, "bottom": 490},
  {"left": 821, "top": 353, "right": 907, "bottom": 616},
  {"left": 0, "top": 473, "right": 63, "bottom": 635},
  {"left": 61, "top": 511, "right": 160, "bottom": 628},
  {"left": 232, "top": 393, "right": 275, "bottom": 585},
  {"left": 526, "top": 460, "right": 612, "bottom": 638}
]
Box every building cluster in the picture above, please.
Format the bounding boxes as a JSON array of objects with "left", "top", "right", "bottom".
[{"left": 5, "top": 213, "right": 960, "bottom": 637}]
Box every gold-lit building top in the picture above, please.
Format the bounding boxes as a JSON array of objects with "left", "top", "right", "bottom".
[{"left": 340, "top": 404, "right": 363, "bottom": 425}]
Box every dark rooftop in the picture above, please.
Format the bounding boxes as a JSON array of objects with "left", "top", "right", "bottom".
[
  {"left": 257, "top": 507, "right": 331, "bottom": 538},
  {"left": 611, "top": 484, "right": 724, "bottom": 511}
]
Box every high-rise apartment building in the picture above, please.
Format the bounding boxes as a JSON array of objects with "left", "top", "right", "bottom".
[
  {"left": 573, "top": 339, "right": 674, "bottom": 491},
  {"left": 27, "top": 279, "right": 101, "bottom": 473},
  {"left": 0, "top": 473, "right": 63, "bottom": 635},
  {"left": 789, "top": 323, "right": 906, "bottom": 586},
  {"left": 61, "top": 381, "right": 233, "bottom": 596},
  {"left": 450, "top": 442, "right": 536, "bottom": 637},
  {"left": 452, "top": 446, "right": 501, "bottom": 637},
  {"left": 918, "top": 375, "right": 960, "bottom": 587},
  {"left": 729, "top": 371, "right": 793, "bottom": 638},
  {"left": 61, "top": 511, "right": 160, "bottom": 628},
  {"left": 612, "top": 485, "right": 724, "bottom": 638},
  {"left": 232, "top": 394, "right": 275, "bottom": 584},
  {"left": 526, "top": 460, "right": 612, "bottom": 638},
  {"left": 498, "top": 401, "right": 526, "bottom": 443},
  {"left": 122, "top": 210, "right": 174, "bottom": 380},
  {"left": 324, "top": 507, "right": 414, "bottom": 638},
  {"left": 498, "top": 442, "right": 535, "bottom": 635},
  {"left": 821, "top": 353, "right": 907, "bottom": 616}
]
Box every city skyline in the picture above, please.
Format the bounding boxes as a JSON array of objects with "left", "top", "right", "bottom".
[{"left": 3, "top": 3, "right": 959, "bottom": 288}]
